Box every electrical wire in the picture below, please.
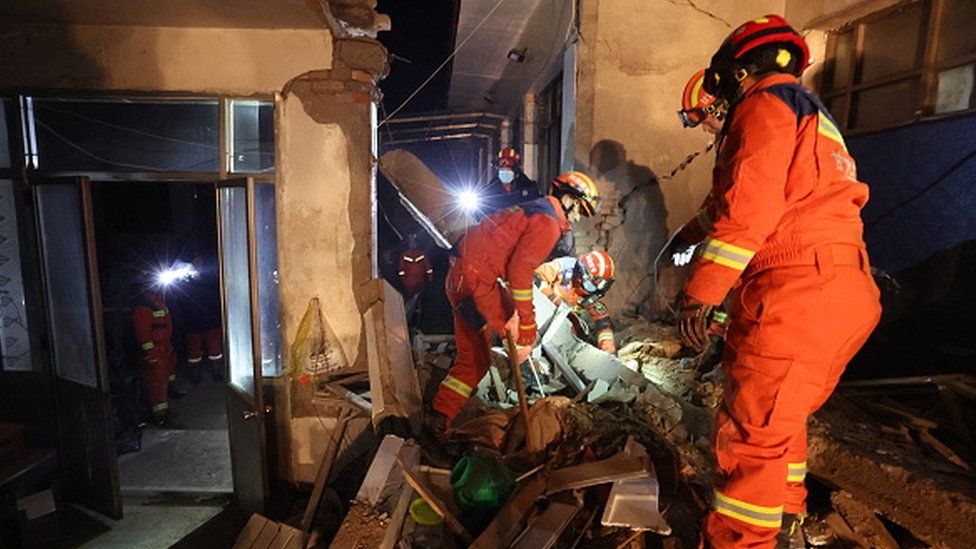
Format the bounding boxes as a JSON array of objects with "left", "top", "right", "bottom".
[
  {"left": 379, "top": 0, "right": 510, "bottom": 126},
  {"left": 34, "top": 119, "right": 173, "bottom": 172}
]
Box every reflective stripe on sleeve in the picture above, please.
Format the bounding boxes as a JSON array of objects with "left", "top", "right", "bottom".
[
  {"left": 714, "top": 491, "right": 783, "bottom": 529},
  {"left": 441, "top": 375, "right": 473, "bottom": 399},
  {"left": 519, "top": 323, "right": 536, "bottom": 331},
  {"left": 152, "top": 402, "right": 170, "bottom": 412},
  {"left": 152, "top": 310, "right": 167, "bottom": 318},
  {"left": 597, "top": 331, "right": 615, "bottom": 342},
  {"left": 141, "top": 342, "right": 155, "bottom": 351},
  {"left": 511, "top": 288, "right": 533, "bottom": 301},
  {"left": 787, "top": 461, "right": 807, "bottom": 483},
  {"left": 817, "top": 114, "right": 847, "bottom": 150},
  {"left": 700, "top": 238, "right": 756, "bottom": 271}
]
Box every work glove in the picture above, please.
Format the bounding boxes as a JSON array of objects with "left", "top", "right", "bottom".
[
  {"left": 666, "top": 234, "right": 698, "bottom": 267},
  {"left": 505, "top": 311, "right": 537, "bottom": 347},
  {"left": 676, "top": 293, "right": 713, "bottom": 352}
]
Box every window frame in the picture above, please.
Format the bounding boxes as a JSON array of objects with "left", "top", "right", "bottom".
[{"left": 822, "top": 0, "right": 976, "bottom": 134}]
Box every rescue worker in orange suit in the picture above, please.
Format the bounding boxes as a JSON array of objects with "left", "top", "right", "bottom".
[
  {"left": 673, "top": 16, "right": 882, "bottom": 548},
  {"left": 133, "top": 284, "right": 179, "bottom": 425},
  {"left": 535, "top": 250, "right": 618, "bottom": 354},
  {"left": 397, "top": 234, "right": 434, "bottom": 299},
  {"left": 426, "top": 171, "right": 601, "bottom": 439},
  {"left": 483, "top": 147, "right": 541, "bottom": 214},
  {"left": 180, "top": 253, "right": 224, "bottom": 385}
]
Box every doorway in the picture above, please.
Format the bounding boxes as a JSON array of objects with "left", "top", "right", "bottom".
[{"left": 91, "top": 181, "right": 233, "bottom": 496}]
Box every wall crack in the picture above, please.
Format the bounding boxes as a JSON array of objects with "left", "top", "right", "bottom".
[{"left": 661, "top": 0, "right": 732, "bottom": 28}]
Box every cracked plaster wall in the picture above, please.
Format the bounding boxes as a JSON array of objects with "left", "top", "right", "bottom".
[
  {"left": 0, "top": 23, "right": 333, "bottom": 94},
  {"left": 573, "top": 0, "right": 785, "bottom": 316}
]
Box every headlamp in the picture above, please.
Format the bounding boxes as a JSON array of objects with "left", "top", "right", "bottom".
[
  {"left": 457, "top": 189, "right": 481, "bottom": 213},
  {"left": 157, "top": 261, "right": 198, "bottom": 286}
]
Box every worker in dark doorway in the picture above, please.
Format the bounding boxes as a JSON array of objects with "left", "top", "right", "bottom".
[
  {"left": 483, "top": 147, "right": 541, "bottom": 213},
  {"left": 180, "top": 252, "right": 224, "bottom": 384},
  {"left": 397, "top": 234, "right": 434, "bottom": 299},
  {"left": 426, "top": 171, "right": 601, "bottom": 440},
  {"left": 133, "top": 280, "right": 179, "bottom": 426},
  {"left": 672, "top": 15, "right": 882, "bottom": 548},
  {"left": 535, "top": 250, "right": 618, "bottom": 354}
]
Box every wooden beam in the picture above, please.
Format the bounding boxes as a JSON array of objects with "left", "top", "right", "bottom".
[{"left": 396, "top": 457, "right": 472, "bottom": 544}]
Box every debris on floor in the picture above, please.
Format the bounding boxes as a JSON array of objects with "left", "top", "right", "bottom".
[{"left": 316, "top": 287, "right": 976, "bottom": 548}]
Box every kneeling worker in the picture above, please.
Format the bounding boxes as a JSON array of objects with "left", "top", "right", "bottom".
[
  {"left": 427, "top": 171, "right": 601, "bottom": 439},
  {"left": 535, "top": 250, "right": 617, "bottom": 354}
]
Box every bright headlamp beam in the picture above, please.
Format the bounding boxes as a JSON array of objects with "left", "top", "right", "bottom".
[
  {"left": 156, "top": 265, "right": 198, "bottom": 286},
  {"left": 457, "top": 189, "right": 481, "bottom": 213}
]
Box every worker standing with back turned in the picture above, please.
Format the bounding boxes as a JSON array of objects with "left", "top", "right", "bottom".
[
  {"left": 425, "top": 171, "right": 600, "bottom": 440},
  {"left": 672, "top": 15, "right": 882, "bottom": 548}
]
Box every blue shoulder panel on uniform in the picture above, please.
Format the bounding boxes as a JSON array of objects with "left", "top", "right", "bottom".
[
  {"left": 517, "top": 197, "right": 559, "bottom": 220},
  {"left": 762, "top": 83, "right": 817, "bottom": 118},
  {"left": 762, "top": 83, "right": 843, "bottom": 128}
]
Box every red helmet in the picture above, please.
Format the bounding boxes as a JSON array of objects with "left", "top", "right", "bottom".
[
  {"left": 552, "top": 171, "right": 601, "bottom": 216},
  {"left": 575, "top": 250, "right": 615, "bottom": 300},
  {"left": 497, "top": 147, "right": 521, "bottom": 168},
  {"left": 679, "top": 69, "right": 723, "bottom": 128},
  {"left": 723, "top": 15, "right": 810, "bottom": 75},
  {"left": 705, "top": 15, "right": 810, "bottom": 100}
]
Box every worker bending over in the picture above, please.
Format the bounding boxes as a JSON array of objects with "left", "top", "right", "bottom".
[
  {"left": 427, "top": 171, "right": 601, "bottom": 439},
  {"left": 534, "top": 250, "right": 617, "bottom": 354},
  {"left": 673, "top": 15, "right": 882, "bottom": 548}
]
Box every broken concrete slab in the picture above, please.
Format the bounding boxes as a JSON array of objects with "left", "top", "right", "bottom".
[{"left": 363, "top": 279, "right": 423, "bottom": 432}]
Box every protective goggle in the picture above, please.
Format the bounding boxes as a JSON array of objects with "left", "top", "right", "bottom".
[
  {"left": 574, "top": 264, "right": 613, "bottom": 303},
  {"left": 677, "top": 103, "right": 725, "bottom": 128}
]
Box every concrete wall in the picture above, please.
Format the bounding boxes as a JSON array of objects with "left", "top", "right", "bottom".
[
  {"left": 0, "top": 24, "right": 332, "bottom": 94},
  {"left": 573, "top": 0, "right": 784, "bottom": 316}
]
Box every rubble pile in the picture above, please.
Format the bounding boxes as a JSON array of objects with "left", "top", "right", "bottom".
[{"left": 299, "top": 286, "right": 976, "bottom": 548}]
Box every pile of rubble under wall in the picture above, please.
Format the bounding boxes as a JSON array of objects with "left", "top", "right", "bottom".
[{"left": 297, "top": 282, "right": 976, "bottom": 548}]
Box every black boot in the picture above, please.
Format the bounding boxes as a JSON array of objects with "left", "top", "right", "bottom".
[
  {"left": 212, "top": 363, "right": 224, "bottom": 382},
  {"left": 190, "top": 366, "right": 202, "bottom": 385},
  {"left": 775, "top": 513, "right": 805, "bottom": 549}
]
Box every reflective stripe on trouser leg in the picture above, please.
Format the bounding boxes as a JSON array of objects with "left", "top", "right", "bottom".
[
  {"left": 713, "top": 490, "right": 783, "bottom": 528},
  {"left": 152, "top": 402, "right": 170, "bottom": 412},
  {"left": 187, "top": 357, "right": 203, "bottom": 364}
]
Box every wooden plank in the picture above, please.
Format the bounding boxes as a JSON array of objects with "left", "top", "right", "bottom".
[
  {"left": 301, "top": 408, "right": 352, "bottom": 532},
  {"left": 250, "top": 519, "right": 281, "bottom": 549},
  {"left": 830, "top": 491, "right": 898, "bottom": 549},
  {"left": 232, "top": 514, "right": 269, "bottom": 549},
  {"left": 397, "top": 456, "right": 472, "bottom": 544},
  {"left": 547, "top": 453, "right": 649, "bottom": 495},
  {"left": 268, "top": 523, "right": 307, "bottom": 549},
  {"left": 470, "top": 475, "right": 548, "bottom": 549},
  {"left": 824, "top": 511, "right": 870, "bottom": 549},
  {"left": 505, "top": 330, "right": 534, "bottom": 453},
  {"left": 918, "top": 428, "right": 972, "bottom": 471},
  {"left": 857, "top": 399, "right": 938, "bottom": 429}
]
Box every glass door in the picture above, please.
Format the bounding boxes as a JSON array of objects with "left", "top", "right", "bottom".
[
  {"left": 33, "top": 176, "right": 122, "bottom": 519},
  {"left": 217, "top": 177, "right": 280, "bottom": 514}
]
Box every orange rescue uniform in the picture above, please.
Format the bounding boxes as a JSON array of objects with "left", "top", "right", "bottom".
[
  {"left": 398, "top": 247, "right": 434, "bottom": 298},
  {"left": 432, "top": 197, "right": 571, "bottom": 421},
  {"left": 133, "top": 291, "right": 177, "bottom": 414},
  {"left": 682, "top": 74, "right": 882, "bottom": 548},
  {"left": 535, "top": 257, "right": 616, "bottom": 353}
]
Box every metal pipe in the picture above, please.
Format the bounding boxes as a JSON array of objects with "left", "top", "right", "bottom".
[
  {"left": 387, "top": 122, "right": 500, "bottom": 134},
  {"left": 386, "top": 112, "right": 506, "bottom": 124},
  {"left": 382, "top": 133, "right": 493, "bottom": 146}
]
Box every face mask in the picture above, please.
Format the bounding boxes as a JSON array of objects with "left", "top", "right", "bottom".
[{"left": 498, "top": 169, "right": 515, "bottom": 184}]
